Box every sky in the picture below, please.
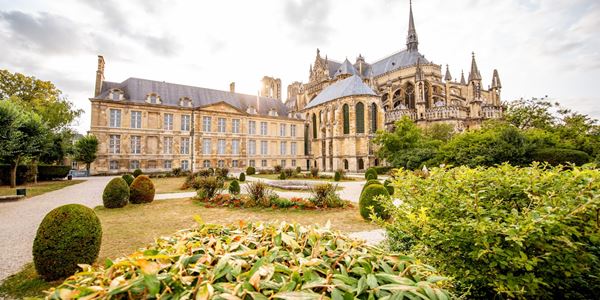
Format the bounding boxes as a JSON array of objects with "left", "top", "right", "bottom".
[{"left": 0, "top": 0, "right": 599, "bottom": 134}]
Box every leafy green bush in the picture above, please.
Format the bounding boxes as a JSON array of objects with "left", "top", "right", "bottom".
[
  {"left": 129, "top": 175, "right": 155, "bottom": 204},
  {"left": 309, "top": 183, "right": 344, "bottom": 208},
  {"left": 228, "top": 180, "right": 240, "bottom": 195},
  {"left": 102, "top": 177, "right": 129, "bottom": 208},
  {"left": 384, "top": 164, "right": 600, "bottom": 299},
  {"left": 33, "top": 204, "right": 102, "bottom": 281},
  {"left": 238, "top": 172, "right": 245, "bottom": 182},
  {"left": 365, "top": 168, "right": 378, "bottom": 180},
  {"left": 37, "top": 165, "right": 70, "bottom": 180},
  {"left": 278, "top": 171, "right": 286, "bottom": 180},
  {"left": 531, "top": 147, "right": 590, "bottom": 165},
  {"left": 373, "top": 166, "right": 393, "bottom": 175},
  {"left": 273, "top": 165, "right": 282, "bottom": 173},
  {"left": 283, "top": 168, "right": 294, "bottom": 178},
  {"left": 171, "top": 167, "right": 182, "bottom": 176},
  {"left": 310, "top": 167, "right": 319, "bottom": 178},
  {"left": 47, "top": 222, "right": 450, "bottom": 299},
  {"left": 214, "top": 168, "right": 229, "bottom": 179},
  {"left": 333, "top": 171, "right": 341, "bottom": 181},
  {"left": 360, "top": 179, "right": 381, "bottom": 195},
  {"left": 121, "top": 174, "right": 134, "bottom": 186},
  {"left": 295, "top": 166, "right": 302, "bottom": 174},
  {"left": 192, "top": 176, "right": 224, "bottom": 200},
  {"left": 132, "top": 168, "right": 143, "bottom": 177},
  {"left": 359, "top": 184, "right": 390, "bottom": 220},
  {"left": 383, "top": 179, "right": 394, "bottom": 196},
  {"left": 246, "top": 166, "right": 255, "bottom": 175},
  {"left": 244, "top": 181, "right": 271, "bottom": 206}
]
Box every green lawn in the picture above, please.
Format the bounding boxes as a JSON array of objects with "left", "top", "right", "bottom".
[{"left": 0, "top": 180, "right": 85, "bottom": 198}]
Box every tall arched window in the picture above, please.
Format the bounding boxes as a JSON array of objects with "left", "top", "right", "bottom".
[
  {"left": 342, "top": 104, "right": 350, "bottom": 134},
  {"left": 356, "top": 102, "right": 364, "bottom": 133},
  {"left": 312, "top": 113, "right": 317, "bottom": 139},
  {"left": 370, "top": 103, "right": 378, "bottom": 133},
  {"left": 404, "top": 84, "right": 415, "bottom": 108}
]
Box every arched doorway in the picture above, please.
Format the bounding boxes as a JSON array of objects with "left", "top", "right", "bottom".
[
  {"left": 343, "top": 159, "right": 349, "bottom": 170},
  {"left": 357, "top": 158, "right": 364, "bottom": 170}
]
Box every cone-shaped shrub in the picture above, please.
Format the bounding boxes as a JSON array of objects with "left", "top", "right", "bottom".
[
  {"left": 33, "top": 204, "right": 102, "bottom": 281},
  {"left": 334, "top": 171, "right": 341, "bottom": 181},
  {"left": 133, "top": 168, "right": 143, "bottom": 178},
  {"left": 102, "top": 177, "right": 129, "bottom": 208},
  {"left": 121, "top": 174, "right": 134, "bottom": 186},
  {"left": 130, "top": 175, "right": 155, "bottom": 204},
  {"left": 229, "top": 180, "right": 240, "bottom": 195},
  {"left": 359, "top": 184, "right": 390, "bottom": 220},
  {"left": 365, "top": 168, "right": 378, "bottom": 180},
  {"left": 239, "top": 172, "right": 246, "bottom": 182}
]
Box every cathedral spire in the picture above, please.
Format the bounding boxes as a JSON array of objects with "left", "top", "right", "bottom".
[
  {"left": 460, "top": 70, "right": 466, "bottom": 85},
  {"left": 406, "top": 0, "right": 419, "bottom": 52},
  {"left": 468, "top": 52, "right": 482, "bottom": 82},
  {"left": 444, "top": 64, "right": 452, "bottom": 82},
  {"left": 492, "top": 69, "right": 502, "bottom": 89}
]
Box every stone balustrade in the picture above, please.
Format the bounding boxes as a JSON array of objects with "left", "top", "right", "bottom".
[
  {"left": 482, "top": 105, "right": 503, "bottom": 119},
  {"left": 424, "top": 106, "right": 469, "bottom": 120},
  {"left": 385, "top": 108, "right": 417, "bottom": 123}
]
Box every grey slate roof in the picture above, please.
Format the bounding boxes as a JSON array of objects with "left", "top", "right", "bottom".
[
  {"left": 327, "top": 60, "right": 342, "bottom": 78},
  {"left": 304, "top": 75, "right": 376, "bottom": 110},
  {"left": 95, "top": 78, "right": 289, "bottom": 117},
  {"left": 369, "top": 49, "right": 428, "bottom": 77},
  {"left": 335, "top": 59, "right": 360, "bottom": 77}
]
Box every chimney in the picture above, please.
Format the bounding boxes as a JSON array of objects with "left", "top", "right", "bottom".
[
  {"left": 230, "top": 82, "right": 235, "bottom": 93},
  {"left": 94, "top": 55, "right": 105, "bottom": 97}
]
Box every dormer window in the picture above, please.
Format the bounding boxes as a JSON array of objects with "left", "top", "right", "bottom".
[
  {"left": 146, "top": 93, "right": 161, "bottom": 104},
  {"left": 179, "top": 97, "right": 192, "bottom": 107},
  {"left": 246, "top": 106, "right": 257, "bottom": 114},
  {"left": 268, "top": 108, "right": 278, "bottom": 117},
  {"left": 109, "top": 89, "right": 123, "bottom": 101}
]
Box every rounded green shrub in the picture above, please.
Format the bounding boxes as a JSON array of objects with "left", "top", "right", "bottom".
[
  {"left": 278, "top": 171, "right": 287, "bottom": 180},
  {"left": 246, "top": 166, "right": 256, "bottom": 175},
  {"left": 129, "top": 175, "right": 155, "bottom": 204},
  {"left": 295, "top": 166, "right": 302, "bottom": 174},
  {"left": 365, "top": 168, "right": 378, "bottom": 180},
  {"left": 102, "top": 177, "right": 129, "bottom": 208},
  {"left": 33, "top": 204, "right": 102, "bottom": 281},
  {"left": 383, "top": 179, "right": 394, "bottom": 196},
  {"left": 531, "top": 148, "right": 591, "bottom": 166},
  {"left": 229, "top": 180, "right": 240, "bottom": 195},
  {"left": 359, "top": 184, "right": 390, "bottom": 220},
  {"left": 121, "top": 174, "right": 134, "bottom": 186},
  {"left": 334, "top": 171, "right": 341, "bottom": 181},
  {"left": 239, "top": 172, "right": 246, "bottom": 182},
  {"left": 133, "top": 168, "right": 143, "bottom": 178},
  {"left": 360, "top": 179, "right": 382, "bottom": 195}
]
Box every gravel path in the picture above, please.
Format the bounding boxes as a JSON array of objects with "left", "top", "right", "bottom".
[{"left": 0, "top": 176, "right": 114, "bottom": 281}]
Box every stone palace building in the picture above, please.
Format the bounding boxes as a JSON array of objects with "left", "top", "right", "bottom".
[{"left": 88, "top": 1, "right": 502, "bottom": 174}]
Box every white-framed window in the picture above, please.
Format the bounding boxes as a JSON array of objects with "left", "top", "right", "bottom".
[
  {"left": 109, "top": 109, "right": 121, "bottom": 128},
  {"left": 249, "top": 121, "right": 256, "bottom": 135},
  {"left": 217, "top": 160, "right": 225, "bottom": 168},
  {"left": 281, "top": 159, "right": 286, "bottom": 167},
  {"left": 232, "top": 119, "right": 240, "bottom": 133},
  {"left": 180, "top": 137, "right": 190, "bottom": 154},
  {"left": 280, "top": 124, "right": 286, "bottom": 137},
  {"left": 249, "top": 160, "right": 255, "bottom": 167},
  {"left": 164, "top": 160, "right": 172, "bottom": 169},
  {"left": 109, "top": 135, "right": 120, "bottom": 154},
  {"left": 260, "top": 122, "right": 268, "bottom": 135},
  {"left": 217, "top": 139, "right": 226, "bottom": 155},
  {"left": 109, "top": 160, "right": 119, "bottom": 170},
  {"left": 232, "top": 139, "right": 240, "bottom": 155},
  {"left": 163, "top": 137, "right": 173, "bottom": 154},
  {"left": 181, "top": 115, "right": 191, "bottom": 131},
  {"left": 149, "top": 94, "right": 158, "bottom": 104},
  {"left": 202, "top": 138, "right": 211, "bottom": 155},
  {"left": 291, "top": 124, "right": 296, "bottom": 137},
  {"left": 248, "top": 140, "right": 256, "bottom": 155},
  {"left": 181, "top": 160, "right": 189, "bottom": 170},
  {"left": 291, "top": 142, "right": 297, "bottom": 155},
  {"left": 218, "top": 118, "right": 226, "bottom": 133},
  {"left": 130, "top": 160, "right": 140, "bottom": 169},
  {"left": 280, "top": 141, "right": 286, "bottom": 155},
  {"left": 111, "top": 91, "right": 121, "bottom": 101},
  {"left": 232, "top": 160, "right": 238, "bottom": 168},
  {"left": 261, "top": 141, "right": 268, "bottom": 155},
  {"left": 203, "top": 160, "right": 211, "bottom": 168},
  {"left": 164, "top": 113, "right": 173, "bottom": 130},
  {"left": 130, "top": 111, "right": 142, "bottom": 128},
  {"left": 261, "top": 159, "right": 267, "bottom": 167},
  {"left": 202, "top": 116, "right": 212, "bottom": 132},
  {"left": 131, "top": 135, "right": 141, "bottom": 154},
  {"left": 71, "top": 161, "right": 78, "bottom": 169},
  {"left": 291, "top": 159, "right": 296, "bottom": 167}
]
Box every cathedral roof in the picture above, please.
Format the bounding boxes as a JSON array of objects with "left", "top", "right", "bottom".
[
  {"left": 94, "top": 78, "right": 289, "bottom": 117},
  {"left": 369, "top": 49, "right": 428, "bottom": 77},
  {"left": 335, "top": 59, "right": 360, "bottom": 77},
  {"left": 304, "top": 75, "right": 376, "bottom": 110}
]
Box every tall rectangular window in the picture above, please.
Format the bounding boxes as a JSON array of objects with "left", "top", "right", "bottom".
[
  {"left": 181, "top": 115, "right": 191, "bottom": 131},
  {"left": 280, "top": 124, "right": 286, "bottom": 137},
  {"left": 260, "top": 122, "right": 268, "bottom": 135},
  {"left": 109, "top": 109, "right": 121, "bottom": 128},
  {"left": 249, "top": 121, "right": 256, "bottom": 135},
  {"left": 131, "top": 136, "right": 141, "bottom": 154},
  {"left": 130, "top": 160, "right": 140, "bottom": 170},
  {"left": 248, "top": 140, "right": 256, "bottom": 155},
  {"left": 202, "top": 116, "right": 212, "bottom": 132},
  {"left": 202, "top": 138, "right": 211, "bottom": 154},
  {"left": 164, "top": 160, "right": 172, "bottom": 169},
  {"left": 181, "top": 160, "right": 189, "bottom": 170},
  {"left": 260, "top": 141, "right": 268, "bottom": 155},
  {"left": 290, "top": 124, "right": 296, "bottom": 137},
  {"left": 109, "top": 135, "right": 120, "bottom": 153},
  {"left": 218, "top": 118, "right": 226, "bottom": 133},
  {"left": 280, "top": 142, "right": 286, "bottom": 155},
  {"left": 163, "top": 137, "right": 173, "bottom": 154},
  {"left": 249, "top": 160, "right": 255, "bottom": 167},
  {"left": 261, "top": 159, "right": 267, "bottom": 167},
  {"left": 180, "top": 137, "right": 190, "bottom": 154},
  {"left": 232, "top": 119, "right": 240, "bottom": 133},
  {"left": 217, "top": 139, "right": 225, "bottom": 155},
  {"left": 232, "top": 139, "right": 240, "bottom": 155},
  {"left": 130, "top": 111, "right": 142, "bottom": 128},
  {"left": 290, "top": 142, "right": 297, "bottom": 155},
  {"left": 164, "top": 113, "right": 174, "bottom": 130},
  {"left": 109, "top": 160, "right": 119, "bottom": 170}
]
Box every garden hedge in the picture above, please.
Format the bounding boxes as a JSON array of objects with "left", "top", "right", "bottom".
[
  {"left": 37, "top": 165, "right": 71, "bottom": 180},
  {"left": 102, "top": 177, "right": 129, "bottom": 208},
  {"left": 531, "top": 147, "right": 590, "bottom": 165},
  {"left": 365, "top": 168, "right": 378, "bottom": 180},
  {"left": 359, "top": 184, "right": 390, "bottom": 220},
  {"left": 129, "top": 175, "right": 155, "bottom": 204},
  {"left": 32, "top": 204, "right": 102, "bottom": 281}
]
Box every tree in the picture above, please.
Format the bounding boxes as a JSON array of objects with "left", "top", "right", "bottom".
[
  {"left": 73, "top": 135, "right": 99, "bottom": 173},
  {"left": 504, "top": 97, "right": 557, "bottom": 130},
  {"left": 0, "top": 100, "right": 49, "bottom": 187}
]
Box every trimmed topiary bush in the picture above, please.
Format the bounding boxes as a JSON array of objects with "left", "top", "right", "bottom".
[
  {"left": 334, "top": 171, "right": 341, "bottom": 181},
  {"left": 310, "top": 167, "right": 319, "bottom": 178},
  {"left": 239, "top": 172, "right": 245, "bottom": 182},
  {"left": 295, "top": 166, "right": 302, "bottom": 174},
  {"left": 246, "top": 166, "right": 256, "bottom": 175},
  {"left": 359, "top": 184, "right": 390, "bottom": 220},
  {"left": 229, "top": 180, "right": 240, "bottom": 195},
  {"left": 531, "top": 148, "right": 591, "bottom": 166},
  {"left": 365, "top": 168, "right": 378, "bottom": 180},
  {"left": 33, "top": 204, "right": 102, "bottom": 281},
  {"left": 360, "top": 179, "right": 382, "bottom": 195},
  {"left": 133, "top": 168, "right": 143, "bottom": 178},
  {"left": 278, "top": 171, "right": 287, "bottom": 180},
  {"left": 383, "top": 179, "right": 394, "bottom": 196},
  {"left": 273, "top": 165, "right": 282, "bottom": 173},
  {"left": 102, "top": 177, "right": 129, "bottom": 208},
  {"left": 121, "top": 174, "right": 134, "bottom": 186},
  {"left": 129, "top": 175, "right": 155, "bottom": 204}
]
